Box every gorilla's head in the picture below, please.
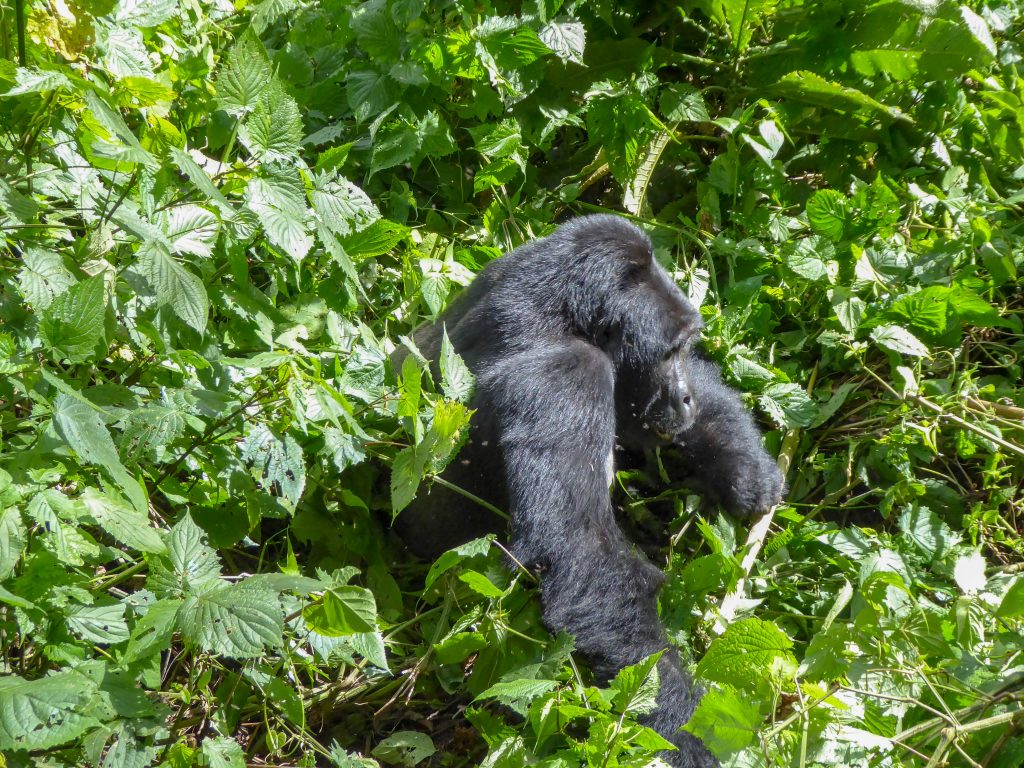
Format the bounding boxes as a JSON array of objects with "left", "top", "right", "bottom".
[{"left": 563, "top": 216, "right": 703, "bottom": 449}]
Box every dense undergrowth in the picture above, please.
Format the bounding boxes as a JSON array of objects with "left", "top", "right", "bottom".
[{"left": 1, "top": 0, "right": 1023, "bottom": 766}]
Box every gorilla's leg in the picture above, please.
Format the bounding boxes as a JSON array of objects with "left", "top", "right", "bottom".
[
  {"left": 670, "top": 356, "right": 785, "bottom": 516},
  {"left": 482, "top": 341, "right": 717, "bottom": 768}
]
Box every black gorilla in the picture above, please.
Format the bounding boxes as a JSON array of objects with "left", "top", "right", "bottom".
[{"left": 396, "top": 215, "right": 783, "bottom": 767}]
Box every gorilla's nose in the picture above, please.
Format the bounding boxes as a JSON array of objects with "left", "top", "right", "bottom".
[{"left": 670, "top": 388, "right": 695, "bottom": 430}]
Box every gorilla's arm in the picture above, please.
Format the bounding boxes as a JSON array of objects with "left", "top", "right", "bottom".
[
  {"left": 669, "top": 356, "right": 784, "bottom": 517},
  {"left": 483, "top": 340, "right": 716, "bottom": 768}
]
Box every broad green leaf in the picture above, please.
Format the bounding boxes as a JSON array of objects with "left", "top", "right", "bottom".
[
  {"left": 372, "top": 731, "right": 435, "bottom": 767},
  {"left": 758, "top": 383, "right": 817, "bottom": 428},
  {"left": 115, "top": 0, "right": 177, "bottom": 26},
  {"left": 871, "top": 324, "right": 930, "bottom": 357},
  {"left": 539, "top": 20, "right": 585, "bottom": 63},
  {"left": 342, "top": 218, "right": 409, "bottom": 259},
  {"left": 457, "top": 570, "right": 504, "bottom": 598},
  {"left": 5, "top": 67, "right": 71, "bottom": 96},
  {"left": 216, "top": 32, "right": 272, "bottom": 117},
  {"left": 0, "top": 672, "right": 98, "bottom": 750},
  {"left": 898, "top": 504, "right": 960, "bottom": 561},
  {"left": 770, "top": 71, "right": 907, "bottom": 122},
  {"left": 683, "top": 684, "right": 764, "bottom": 758},
  {"left": 203, "top": 735, "right": 247, "bottom": 768},
  {"left": 475, "top": 678, "right": 558, "bottom": 716},
  {"left": 440, "top": 331, "right": 474, "bottom": 402},
  {"left": 696, "top": 618, "right": 796, "bottom": 689},
  {"left": 81, "top": 487, "right": 165, "bottom": 554},
  {"left": 806, "top": 190, "right": 848, "bottom": 241},
  {"left": 39, "top": 274, "right": 107, "bottom": 363},
  {"left": 160, "top": 204, "right": 220, "bottom": 258},
  {"left": 239, "top": 80, "right": 304, "bottom": 161},
  {"left": 347, "top": 69, "right": 394, "bottom": 122},
  {"left": 123, "top": 598, "right": 182, "bottom": 664},
  {"left": 660, "top": 82, "right": 709, "bottom": 123},
  {"left": 311, "top": 173, "right": 381, "bottom": 237},
  {"left": 178, "top": 581, "right": 283, "bottom": 658},
  {"left": 610, "top": 652, "right": 662, "bottom": 716},
  {"left": 17, "top": 247, "right": 76, "bottom": 309},
  {"left": 390, "top": 443, "right": 425, "bottom": 514},
  {"left": 434, "top": 631, "right": 487, "bottom": 664},
  {"left": 997, "top": 578, "right": 1024, "bottom": 619},
  {"left": 424, "top": 536, "right": 492, "bottom": 590},
  {"left": 302, "top": 586, "right": 378, "bottom": 636},
  {"left": 148, "top": 513, "right": 222, "bottom": 598},
  {"left": 0, "top": 507, "right": 26, "bottom": 579},
  {"left": 52, "top": 394, "right": 149, "bottom": 516},
  {"left": 137, "top": 244, "right": 209, "bottom": 334},
  {"left": 65, "top": 602, "right": 131, "bottom": 644},
  {"left": 240, "top": 425, "right": 306, "bottom": 508},
  {"left": 98, "top": 25, "right": 153, "bottom": 79},
  {"left": 245, "top": 172, "right": 312, "bottom": 262}
]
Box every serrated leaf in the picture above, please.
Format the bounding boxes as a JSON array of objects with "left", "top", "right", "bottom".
[
  {"left": 17, "top": 247, "right": 76, "bottom": 310},
  {"left": 610, "top": 652, "right": 662, "bottom": 716},
  {"left": 239, "top": 80, "right": 304, "bottom": 161},
  {"left": 311, "top": 174, "right": 381, "bottom": 237},
  {"left": 99, "top": 25, "right": 153, "bottom": 79},
  {"left": 39, "top": 274, "right": 107, "bottom": 363},
  {"left": 137, "top": 244, "right": 209, "bottom": 334},
  {"left": 440, "top": 331, "right": 474, "bottom": 402},
  {"left": 80, "top": 487, "right": 165, "bottom": 554},
  {"left": 52, "top": 394, "right": 149, "bottom": 516},
  {"left": 683, "top": 685, "right": 764, "bottom": 758},
  {"left": 871, "top": 324, "right": 929, "bottom": 357},
  {"left": 160, "top": 204, "right": 220, "bottom": 258},
  {"left": 475, "top": 678, "right": 558, "bottom": 716},
  {"left": 0, "top": 672, "right": 98, "bottom": 751},
  {"left": 346, "top": 68, "right": 394, "bottom": 122},
  {"left": 115, "top": 0, "right": 177, "bottom": 26},
  {"left": 65, "top": 603, "right": 131, "bottom": 644},
  {"left": 178, "top": 581, "right": 283, "bottom": 658},
  {"left": 539, "top": 20, "right": 585, "bottom": 64},
  {"left": 696, "top": 618, "right": 796, "bottom": 689},
  {"left": 897, "top": 504, "right": 960, "bottom": 561},
  {"left": 423, "top": 537, "right": 492, "bottom": 590},
  {"left": 758, "top": 383, "right": 817, "bottom": 428},
  {"left": 5, "top": 67, "right": 71, "bottom": 95},
  {"left": 216, "top": 32, "right": 272, "bottom": 117},
  {"left": 240, "top": 425, "right": 306, "bottom": 507},
  {"left": 202, "top": 735, "right": 247, "bottom": 768},
  {"left": 372, "top": 731, "right": 435, "bottom": 767},
  {"left": 660, "top": 82, "right": 710, "bottom": 123},
  {"left": 245, "top": 172, "right": 312, "bottom": 262},
  {"left": 148, "top": 513, "right": 222, "bottom": 598},
  {"left": 302, "top": 586, "right": 378, "bottom": 636},
  {"left": 0, "top": 507, "right": 27, "bottom": 580},
  {"left": 123, "top": 598, "right": 181, "bottom": 664}
]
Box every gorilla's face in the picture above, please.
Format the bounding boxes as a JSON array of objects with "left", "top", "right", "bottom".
[{"left": 597, "top": 257, "right": 702, "bottom": 449}]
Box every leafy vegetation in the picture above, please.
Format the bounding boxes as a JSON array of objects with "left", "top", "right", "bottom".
[{"left": 1, "top": 0, "right": 1023, "bottom": 766}]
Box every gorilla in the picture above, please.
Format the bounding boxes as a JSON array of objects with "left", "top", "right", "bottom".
[{"left": 395, "top": 215, "right": 784, "bottom": 766}]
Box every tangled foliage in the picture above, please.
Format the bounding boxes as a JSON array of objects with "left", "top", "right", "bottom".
[{"left": 0, "top": 1, "right": 1022, "bottom": 766}]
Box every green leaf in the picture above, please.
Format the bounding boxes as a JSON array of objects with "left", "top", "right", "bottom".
[
  {"left": 758, "top": 383, "right": 817, "bottom": 428},
  {"left": 457, "top": 570, "right": 504, "bottom": 598},
  {"left": 39, "top": 274, "right": 107, "bottom": 363},
  {"left": 302, "top": 586, "right": 378, "bottom": 636},
  {"left": 871, "top": 324, "right": 930, "bottom": 358},
  {"left": 178, "top": 581, "right": 283, "bottom": 658},
  {"left": 476, "top": 678, "right": 559, "bottom": 717},
  {"left": 609, "top": 652, "right": 662, "bottom": 716},
  {"left": 683, "top": 684, "right": 764, "bottom": 758},
  {"left": 434, "top": 631, "right": 487, "bottom": 665},
  {"left": 52, "top": 394, "right": 150, "bottom": 516},
  {"left": 424, "top": 537, "right": 492, "bottom": 590},
  {"left": 216, "top": 31, "right": 272, "bottom": 117},
  {"left": 148, "top": 513, "right": 223, "bottom": 598},
  {"left": 239, "top": 79, "right": 304, "bottom": 161},
  {"left": 660, "top": 83, "right": 710, "bottom": 123},
  {"left": 311, "top": 173, "right": 381, "bottom": 237},
  {"left": 342, "top": 218, "right": 408, "bottom": 259},
  {"left": 17, "top": 247, "right": 76, "bottom": 309},
  {"left": 137, "top": 244, "right": 209, "bottom": 334},
  {"left": 245, "top": 171, "right": 312, "bottom": 262},
  {"left": 806, "top": 190, "right": 848, "bottom": 242},
  {"left": 440, "top": 331, "right": 474, "bottom": 403},
  {"left": 123, "top": 599, "right": 182, "bottom": 664},
  {"left": 160, "top": 204, "right": 220, "bottom": 258},
  {"left": 240, "top": 425, "right": 306, "bottom": 508},
  {"left": 539, "top": 20, "right": 585, "bottom": 64},
  {"left": 696, "top": 618, "right": 796, "bottom": 689},
  {"left": 0, "top": 672, "right": 98, "bottom": 750},
  {"left": 769, "top": 71, "right": 908, "bottom": 122},
  {"left": 996, "top": 578, "right": 1024, "bottom": 619},
  {"left": 65, "top": 602, "right": 131, "bottom": 644},
  {"left": 390, "top": 444, "right": 425, "bottom": 515},
  {"left": 897, "top": 504, "right": 960, "bottom": 561},
  {"left": 81, "top": 487, "right": 165, "bottom": 554},
  {"left": 0, "top": 507, "right": 27, "bottom": 579},
  {"left": 347, "top": 69, "right": 394, "bottom": 122},
  {"left": 371, "top": 731, "right": 435, "bottom": 767},
  {"left": 202, "top": 735, "right": 247, "bottom": 768}
]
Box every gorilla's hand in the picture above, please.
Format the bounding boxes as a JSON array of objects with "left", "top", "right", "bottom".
[{"left": 715, "top": 444, "right": 785, "bottom": 517}]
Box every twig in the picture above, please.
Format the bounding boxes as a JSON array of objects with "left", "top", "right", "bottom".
[{"left": 712, "top": 364, "right": 815, "bottom": 633}]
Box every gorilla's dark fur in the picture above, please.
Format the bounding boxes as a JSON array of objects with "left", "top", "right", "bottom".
[{"left": 397, "top": 215, "right": 784, "bottom": 767}]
